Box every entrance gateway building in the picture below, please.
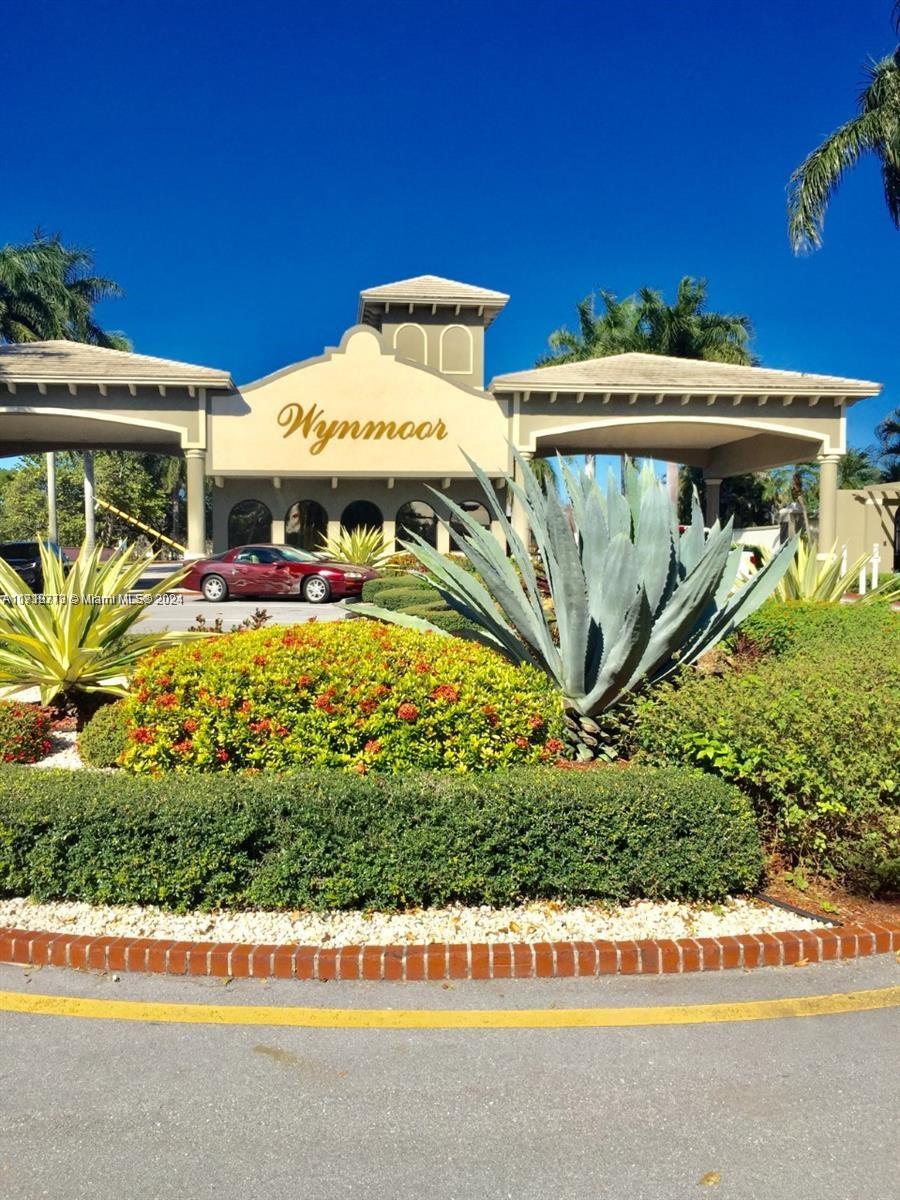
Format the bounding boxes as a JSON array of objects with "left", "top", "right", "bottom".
[{"left": 0, "top": 274, "right": 895, "bottom": 568}]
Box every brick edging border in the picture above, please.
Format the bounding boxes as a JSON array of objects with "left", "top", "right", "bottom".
[{"left": 1, "top": 922, "right": 898, "bottom": 981}]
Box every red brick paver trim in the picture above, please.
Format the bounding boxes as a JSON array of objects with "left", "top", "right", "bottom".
[{"left": 1, "top": 922, "right": 897, "bottom": 982}]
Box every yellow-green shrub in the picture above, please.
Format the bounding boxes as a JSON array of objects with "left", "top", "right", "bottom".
[{"left": 121, "top": 621, "right": 565, "bottom": 774}]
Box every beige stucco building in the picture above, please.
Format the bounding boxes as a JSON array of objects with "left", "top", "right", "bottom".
[{"left": 0, "top": 274, "right": 891, "bottom": 567}]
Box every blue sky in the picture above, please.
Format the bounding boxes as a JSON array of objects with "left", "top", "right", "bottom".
[{"left": 2, "top": 0, "right": 897, "bottom": 455}]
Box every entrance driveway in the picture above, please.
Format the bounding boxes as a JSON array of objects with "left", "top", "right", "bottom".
[
  {"left": 0, "top": 956, "right": 897, "bottom": 1200},
  {"left": 135, "top": 595, "right": 349, "bottom": 633}
]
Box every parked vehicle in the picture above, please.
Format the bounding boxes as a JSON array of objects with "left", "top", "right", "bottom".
[
  {"left": 182, "top": 544, "right": 379, "bottom": 603},
  {"left": 0, "top": 541, "right": 70, "bottom": 592}
]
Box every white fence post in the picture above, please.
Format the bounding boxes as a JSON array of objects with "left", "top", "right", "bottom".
[{"left": 871, "top": 543, "right": 880, "bottom": 590}]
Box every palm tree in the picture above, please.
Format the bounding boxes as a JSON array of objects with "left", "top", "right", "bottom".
[
  {"left": 876, "top": 406, "right": 900, "bottom": 478},
  {"left": 0, "top": 230, "right": 129, "bottom": 347},
  {"left": 540, "top": 277, "right": 754, "bottom": 366},
  {"left": 787, "top": 12, "right": 900, "bottom": 252}
]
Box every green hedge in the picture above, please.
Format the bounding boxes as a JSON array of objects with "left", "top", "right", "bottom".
[
  {"left": 0, "top": 765, "right": 763, "bottom": 910},
  {"left": 635, "top": 606, "right": 900, "bottom": 892},
  {"left": 734, "top": 599, "right": 898, "bottom": 658},
  {"left": 78, "top": 701, "right": 127, "bottom": 768},
  {"left": 362, "top": 574, "right": 479, "bottom": 634}
]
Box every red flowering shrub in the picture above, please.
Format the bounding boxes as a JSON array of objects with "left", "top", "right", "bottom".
[
  {"left": 0, "top": 701, "right": 52, "bottom": 764},
  {"left": 120, "top": 621, "right": 565, "bottom": 774}
]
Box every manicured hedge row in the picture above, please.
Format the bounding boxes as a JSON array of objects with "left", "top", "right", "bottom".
[
  {"left": 361, "top": 574, "right": 479, "bottom": 635},
  {"left": 734, "top": 599, "right": 898, "bottom": 658},
  {"left": 636, "top": 605, "right": 900, "bottom": 893},
  {"left": 0, "top": 765, "right": 763, "bottom": 910}
]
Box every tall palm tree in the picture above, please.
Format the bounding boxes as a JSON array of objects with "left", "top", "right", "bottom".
[
  {"left": 787, "top": 10, "right": 900, "bottom": 252},
  {"left": 0, "top": 230, "right": 129, "bottom": 348},
  {"left": 540, "top": 277, "right": 754, "bottom": 367},
  {"left": 876, "top": 406, "right": 900, "bottom": 478}
]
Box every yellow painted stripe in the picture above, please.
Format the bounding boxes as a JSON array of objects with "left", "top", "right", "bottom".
[{"left": 0, "top": 986, "right": 898, "bottom": 1029}]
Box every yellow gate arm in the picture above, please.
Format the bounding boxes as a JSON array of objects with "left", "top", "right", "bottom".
[{"left": 94, "top": 497, "right": 187, "bottom": 554}]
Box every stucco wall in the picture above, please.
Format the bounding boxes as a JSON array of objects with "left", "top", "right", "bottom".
[{"left": 836, "top": 488, "right": 899, "bottom": 570}]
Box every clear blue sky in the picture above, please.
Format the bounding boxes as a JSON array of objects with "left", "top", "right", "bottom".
[{"left": 2, "top": 0, "right": 897, "bottom": 452}]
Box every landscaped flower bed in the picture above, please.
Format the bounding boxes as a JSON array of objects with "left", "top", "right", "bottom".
[
  {"left": 119, "top": 621, "right": 566, "bottom": 773},
  {"left": 0, "top": 701, "right": 53, "bottom": 764}
]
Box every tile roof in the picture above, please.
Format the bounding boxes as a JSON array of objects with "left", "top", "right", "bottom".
[
  {"left": 0, "top": 340, "right": 232, "bottom": 387},
  {"left": 359, "top": 274, "right": 509, "bottom": 304},
  {"left": 489, "top": 352, "right": 881, "bottom": 396}
]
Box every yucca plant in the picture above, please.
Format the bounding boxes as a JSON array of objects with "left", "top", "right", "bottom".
[
  {"left": 0, "top": 541, "right": 202, "bottom": 724},
  {"left": 318, "top": 525, "right": 393, "bottom": 567},
  {"left": 765, "top": 538, "right": 900, "bottom": 604},
  {"left": 355, "top": 451, "right": 797, "bottom": 758}
]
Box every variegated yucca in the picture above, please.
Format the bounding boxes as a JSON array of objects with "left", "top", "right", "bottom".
[
  {"left": 0, "top": 541, "right": 202, "bottom": 722},
  {"left": 354, "top": 451, "right": 797, "bottom": 757},
  {"left": 317, "top": 525, "right": 393, "bottom": 567}
]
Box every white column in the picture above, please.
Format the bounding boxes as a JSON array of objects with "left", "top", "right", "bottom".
[
  {"left": 704, "top": 476, "right": 722, "bottom": 528},
  {"left": 817, "top": 453, "right": 841, "bottom": 555},
  {"left": 184, "top": 449, "right": 207, "bottom": 559},
  {"left": 666, "top": 461, "right": 679, "bottom": 507},
  {"left": 381, "top": 517, "right": 396, "bottom": 551},
  {"left": 83, "top": 451, "right": 95, "bottom": 552},
  {"left": 510, "top": 452, "right": 533, "bottom": 550},
  {"left": 46, "top": 452, "right": 58, "bottom": 544},
  {"left": 271, "top": 517, "right": 286, "bottom": 544},
  {"left": 436, "top": 516, "right": 451, "bottom": 555}
]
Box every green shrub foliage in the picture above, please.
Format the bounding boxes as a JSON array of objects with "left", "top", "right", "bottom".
[
  {"left": 78, "top": 701, "right": 128, "bottom": 768},
  {"left": 0, "top": 702, "right": 52, "bottom": 764},
  {"left": 121, "top": 621, "right": 565, "bottom": 773},
  {"left": 0, "top": 765, "right": 763, "bottom": 910},
  {"left": 635, "top": 605, "right": 900, "bottom": 892},
  {"left": 735, "top": 599, "right": 898, "bottom": 658}
]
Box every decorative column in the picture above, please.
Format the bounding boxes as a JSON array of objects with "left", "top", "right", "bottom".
[
  {"left": 184, "top": 449, "right": 207, "bottom": 559},
  {"left": 510, "top": 451, "right": 533, "bottom": 550},
  {"left": 703, "top": 476, "right": 722, "bottom": 528},
  {"left": 381, "top": 517, "right": 396, "bottom": 552},
  {"left": 817, "top": 453, "right": 841, "bottom": 554},
  {"left": 83, "top": 451, "right": 95, "bottom": 552},
  {"left": 46, "top": 452, "right": 58, "bottom": 544}
]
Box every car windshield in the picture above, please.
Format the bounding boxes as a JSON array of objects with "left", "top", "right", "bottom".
[{"left": 0, "top": 543, "right": 39, "bottom": 558}]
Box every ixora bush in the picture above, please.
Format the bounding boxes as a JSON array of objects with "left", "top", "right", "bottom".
[
  {"left": 121, "top": 620, "right": 565, "bottom": 774},
  {"left": 634, "top": 608, "right": 900, "bottom": 893},
  {"left": 0, "top": 701, "right": 52, "bottom": 764},
  {"left": 0, "top": 765, "right": 763, "bottom": 909},
  {"left": 0, "top": 542, "right": 200, "bottom": 725},
  {"left": 355, "top": 452, "right": 796, "bottom": 758}
]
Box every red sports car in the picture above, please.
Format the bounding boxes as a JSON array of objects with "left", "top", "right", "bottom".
[{"left": 182, "top": 544, "right": 379, "bottom": 603}]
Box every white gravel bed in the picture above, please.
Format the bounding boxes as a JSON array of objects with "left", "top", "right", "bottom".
[
  {"left": 31, "top": 730, "right": 82, "bottom": 770},
  {"left": 0, "top": 896, "right": 823, "bottom": 946}
]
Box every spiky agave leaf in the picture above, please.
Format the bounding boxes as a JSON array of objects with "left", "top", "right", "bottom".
[{"left": 359, "top": 449, "right": 797, "bottom": 720}]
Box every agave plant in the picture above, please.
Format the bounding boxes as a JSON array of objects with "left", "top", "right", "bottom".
[
  {"left": 355, "top": 451, "right": 797, "bottom": 758},
  {"left": 765, "top": 538, "right": 900, "bottom": 604},
  {"left": 318, "top": 525, "right": 393, "bottom": 567},
  {"left": 0, "top": 541, "right": 202, "bottom": 724}
]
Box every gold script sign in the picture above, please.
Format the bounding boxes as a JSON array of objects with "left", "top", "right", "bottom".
[{"left": 278, "top": 403, "right": 448, "bottom": 456}]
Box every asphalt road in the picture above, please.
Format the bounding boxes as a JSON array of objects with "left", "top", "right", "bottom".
[
  {"left": 134, "top": 595, "right": 348, "bottom": 632},
  {"left": 1, "top": 956, "right": 897, "bottom": 1200}
]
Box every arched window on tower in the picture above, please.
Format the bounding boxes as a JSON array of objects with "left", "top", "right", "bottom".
[
  {"left": 439, "top": 324, "right": 473, "bottom": 374},
  {"left": 393, "top": 323, "right": 427, "bottom": 365}
]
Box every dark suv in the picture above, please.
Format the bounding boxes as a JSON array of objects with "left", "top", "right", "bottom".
[{"left": 0, "top": 541, "right": 70, "bottom": 592}]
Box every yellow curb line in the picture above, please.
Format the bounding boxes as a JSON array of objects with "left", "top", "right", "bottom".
[{"left": 1, "top": 986, "right": 898, "bottom": 1030}]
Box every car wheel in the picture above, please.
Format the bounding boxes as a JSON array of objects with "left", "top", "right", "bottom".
[
  {"left": 201, "top": 574, "right": 229, "bottom": 602},
  {"left": 303, "top": 575, "right": 331, "bottom": 604}
]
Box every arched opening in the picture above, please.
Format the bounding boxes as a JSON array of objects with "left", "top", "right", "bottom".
[
  {"left": 439, "top": 324, "right": 473, "bottom": 374},
  {"left": 228, "top": 499, "right": 272, "bottom": 548},
  {"left": 285, "top": 499, "right": 328, "bottom": 551},
  {"left": 449, "top": 500, "right": 490, "bottom": 550},
  {"left": 395, "top": 500, "right": 438, "bottom": 550},
  {"left": 393, "top": 323, "right": 427, "bottom": 365},
  {"left": 341, "top": 499, "right": 383, "bottom": 536}
]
